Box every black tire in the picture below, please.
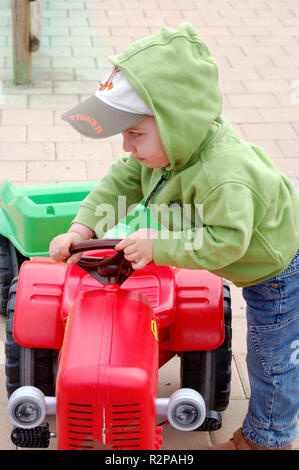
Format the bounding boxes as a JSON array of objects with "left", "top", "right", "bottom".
[
  {"left": 180, "top": 281, "right": 232, "bottom": 416},
  {"left": 0, "top": 235, "right": 28, "bottom": 316},
  {"left": 5, "top": 277, "right": 56, "bottom": 398},
  {"left": 214, "top": 281, "right": 232, "bottom": 411}
]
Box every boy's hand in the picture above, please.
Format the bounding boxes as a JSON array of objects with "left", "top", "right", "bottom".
[
  {"left": 115, "top": 229, "right": 158, "bottom": 270},
  {"left": 49, "top": 232, "right": 84, "bottom": 265},
  {"left": 49, "top": 223, "right": 95, "bottom": 264}
]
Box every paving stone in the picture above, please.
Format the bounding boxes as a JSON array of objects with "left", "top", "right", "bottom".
[
  {"left": 27, "top": 125, "right": 81, "bottom": 143},
  {"left": 272, "top": 158, "right": 299, "bottom": 178},
  {"left": 0, "top": 161, "right": 26, "bottom": 181},
  {"left": 85, "top": 160, "right": 113, "bottom": 180},
  {"left": 52, "top": 57, "right": 97, "bottom": 69},
  {"left": 33, "top": 69, "right": 75, "bottom": 81},
  {"left": 232, "top": 317, "right": 247, "bottom": 354},
  {"left": 219, "top": 79, "right": 245, "bottom": 93},
  {"left": 6, "top": 56, "right": 51, "bottom": 69},
  {"left": 27, "top": 160, "right": 87, "bottom": 182},
  {"left": 29, "top": 94, "right": 79, "bottom": 109},
  {"left": 240, "top": 122, "right": 297, "bottom": 140},
  {"left": 3, "top": 81, "right": 53, "bottom": 94},
  {"left": 256, "top": 67, "right": 299, "bottom": 80},
  {"left": 226, "top": 93, "right": 279, "bottom": 108},
  {"left": 69, "top": 26, "right": 110, "bottom": 36},
  {"left": 243, "top": 79, "right": 293, "bottom": 93},
  {"left": 160, "top": 424, "right": 211, "bottom": 450},
  {"left": 275, "top": 91, "right": 299, "bottom": 107},
  {"left": 53, "top": 80, "right": 96, "bottom": 94},
  {"left": 231, "top": 356, "right": 246, "bottom": 399},
  {"left": 229, "top": 284, "right": 246, "bottom": 318},
  {"left": 75, "top": 69, "right": 108, "bottom": 80},
  {"left": 34, "top": 46, "right": 72, "bottom": 58},
  {"left": 48, "top": 1, "right": 85, "bottom": 10},
  {"left": 0, "top": 94, "right": 27, "bottom": 108},
  {"left": 259, "top": 107, "right": 299, "bottom": 123},
  {"left": 222, "top": 108, "right": 263, "bottom": 124},
  {"left": 0, "top": 126, "right": 26, "bottom": 142},
  {"left": 234, "top": 353, "right": 251, "bottom": 399},
  {"left": 43, "top": 9, "right": 68, "bottom": 19},
  {"left": 42, "top": 26, "right": 70, "bottom": 35},
  {"left": 1, "top": 109, "right": 53, "bottom": 125},
  {"left": 50, "top": 36, "right": 92, "bottom": 46},
  {"left": 56, "top": 142, "right": 113, "bottom": 160},
  {"left": 292, "top": 122, "right": 299, "bottom": 135},
  {"left": 249, "top": 139, "right": 284, "bottom": 158},
  {"left": 72, "top": 46, "right": 114, "bottom": 57},
  {"left": 211, "top": 400, "right": 249, "bottom": 445},
  {"left": 0, "top": 365, "right": 15, "bottom": 450},
  {"left": 0, "top": 142, "right": 55, "bottom": 161}
]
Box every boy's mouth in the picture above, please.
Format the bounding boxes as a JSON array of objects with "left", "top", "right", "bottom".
[{"left": 134, "top": 155, "right": 145, "bottom": 162}]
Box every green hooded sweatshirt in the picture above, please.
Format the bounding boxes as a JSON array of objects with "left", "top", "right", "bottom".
[{"left": 73, "top": 23, "right": 299, "bottom": 287}]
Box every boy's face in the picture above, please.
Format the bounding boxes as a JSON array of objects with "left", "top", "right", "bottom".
[{"left": 122, "top": 116, "right": 170, "bottom": 168}]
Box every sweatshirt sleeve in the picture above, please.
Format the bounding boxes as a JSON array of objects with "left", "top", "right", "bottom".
[
  {"left": 73, "top": 154, "right": 142, "bottom": 237},
  {"left": 153, "top": 183, "right": 255, "bottom": 271}
]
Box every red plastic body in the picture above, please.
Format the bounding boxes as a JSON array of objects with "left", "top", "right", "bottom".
[
  {"left": 56, "top": 287, "right": 158, "bottom": 450},
  {"left": 12, "top": 250, "right": 224, "bottom": 450}
]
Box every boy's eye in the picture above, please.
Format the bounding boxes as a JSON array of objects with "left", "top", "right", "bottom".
[{"left": 130, "top": 132, "right": 141, "bottom": 137}]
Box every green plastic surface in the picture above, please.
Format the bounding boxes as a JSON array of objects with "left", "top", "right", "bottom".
[
  {"left": 104, "top": 200, "right": 164, "bottom": 239},
  {"left": 0, "top": 180, "right": 96, "bottom": 257}
]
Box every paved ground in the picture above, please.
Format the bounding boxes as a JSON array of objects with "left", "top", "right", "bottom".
[{"left": 0, "top": 0, "right": 299, "bottom": 451}]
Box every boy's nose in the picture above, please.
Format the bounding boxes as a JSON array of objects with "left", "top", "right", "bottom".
[{"left": 122, "top": 133, "right": 134, "bottom": 153}]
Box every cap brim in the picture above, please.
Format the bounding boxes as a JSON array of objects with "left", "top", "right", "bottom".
[{"left": 61, "top": 95, "right": 148, "bottom": 139}]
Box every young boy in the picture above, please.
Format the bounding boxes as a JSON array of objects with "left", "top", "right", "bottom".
[{"left": 49, "top": 23, "right": 299, "bottom": 450}]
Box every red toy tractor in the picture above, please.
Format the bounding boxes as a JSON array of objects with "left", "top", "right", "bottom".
[{"left": 6, "top": 239, "right": 232, "bottom": 450}]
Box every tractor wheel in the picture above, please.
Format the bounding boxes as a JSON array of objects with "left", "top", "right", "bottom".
[
  {"left": 214, "top": 281, "right": 232, "bottom": 411},
  {"left": 5, "top": 277, "right": 56, "bottom": 398},
  {"left": 180, "top": 281, "right": 232, "bottom": 430},
  {"left": 0, "top": 235, "right": 28, "bottom": 316}
]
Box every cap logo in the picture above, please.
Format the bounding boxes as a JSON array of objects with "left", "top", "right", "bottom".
[
  {"left": 68, "top": 113, "right": 103, "bottom": 134},
  {"left": 99, "top": 66, "right": 121, "bottom": 91}
]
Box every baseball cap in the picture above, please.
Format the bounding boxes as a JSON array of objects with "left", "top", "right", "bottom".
[{"left": 61, "top": 66, "right": 153, "bottom": 139}]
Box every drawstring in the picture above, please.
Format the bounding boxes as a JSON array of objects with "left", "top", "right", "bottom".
[{"left": 144, "top": 175, "right": 167, "bottom": 209}]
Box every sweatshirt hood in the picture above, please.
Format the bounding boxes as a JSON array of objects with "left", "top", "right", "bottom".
[{"left": 109, "top": 23, "right": 222, "bottom": 171}]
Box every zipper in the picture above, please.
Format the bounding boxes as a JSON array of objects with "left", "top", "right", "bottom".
[{"left": 144, "top": 174, "right": 168, "bottom": 209}]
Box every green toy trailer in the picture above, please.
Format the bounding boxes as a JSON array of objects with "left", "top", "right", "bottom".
[{"left": 0, "top": 180, "right": 95, "bottom": 315}]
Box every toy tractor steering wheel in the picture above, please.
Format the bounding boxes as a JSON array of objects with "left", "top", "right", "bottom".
[{"left": 69, "top": 239, "right": 134, "bottom": 286}]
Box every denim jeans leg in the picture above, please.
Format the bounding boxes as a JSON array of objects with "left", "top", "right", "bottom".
[{"left": 241, "top": 255, "right": 299, "bottom": 448}]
